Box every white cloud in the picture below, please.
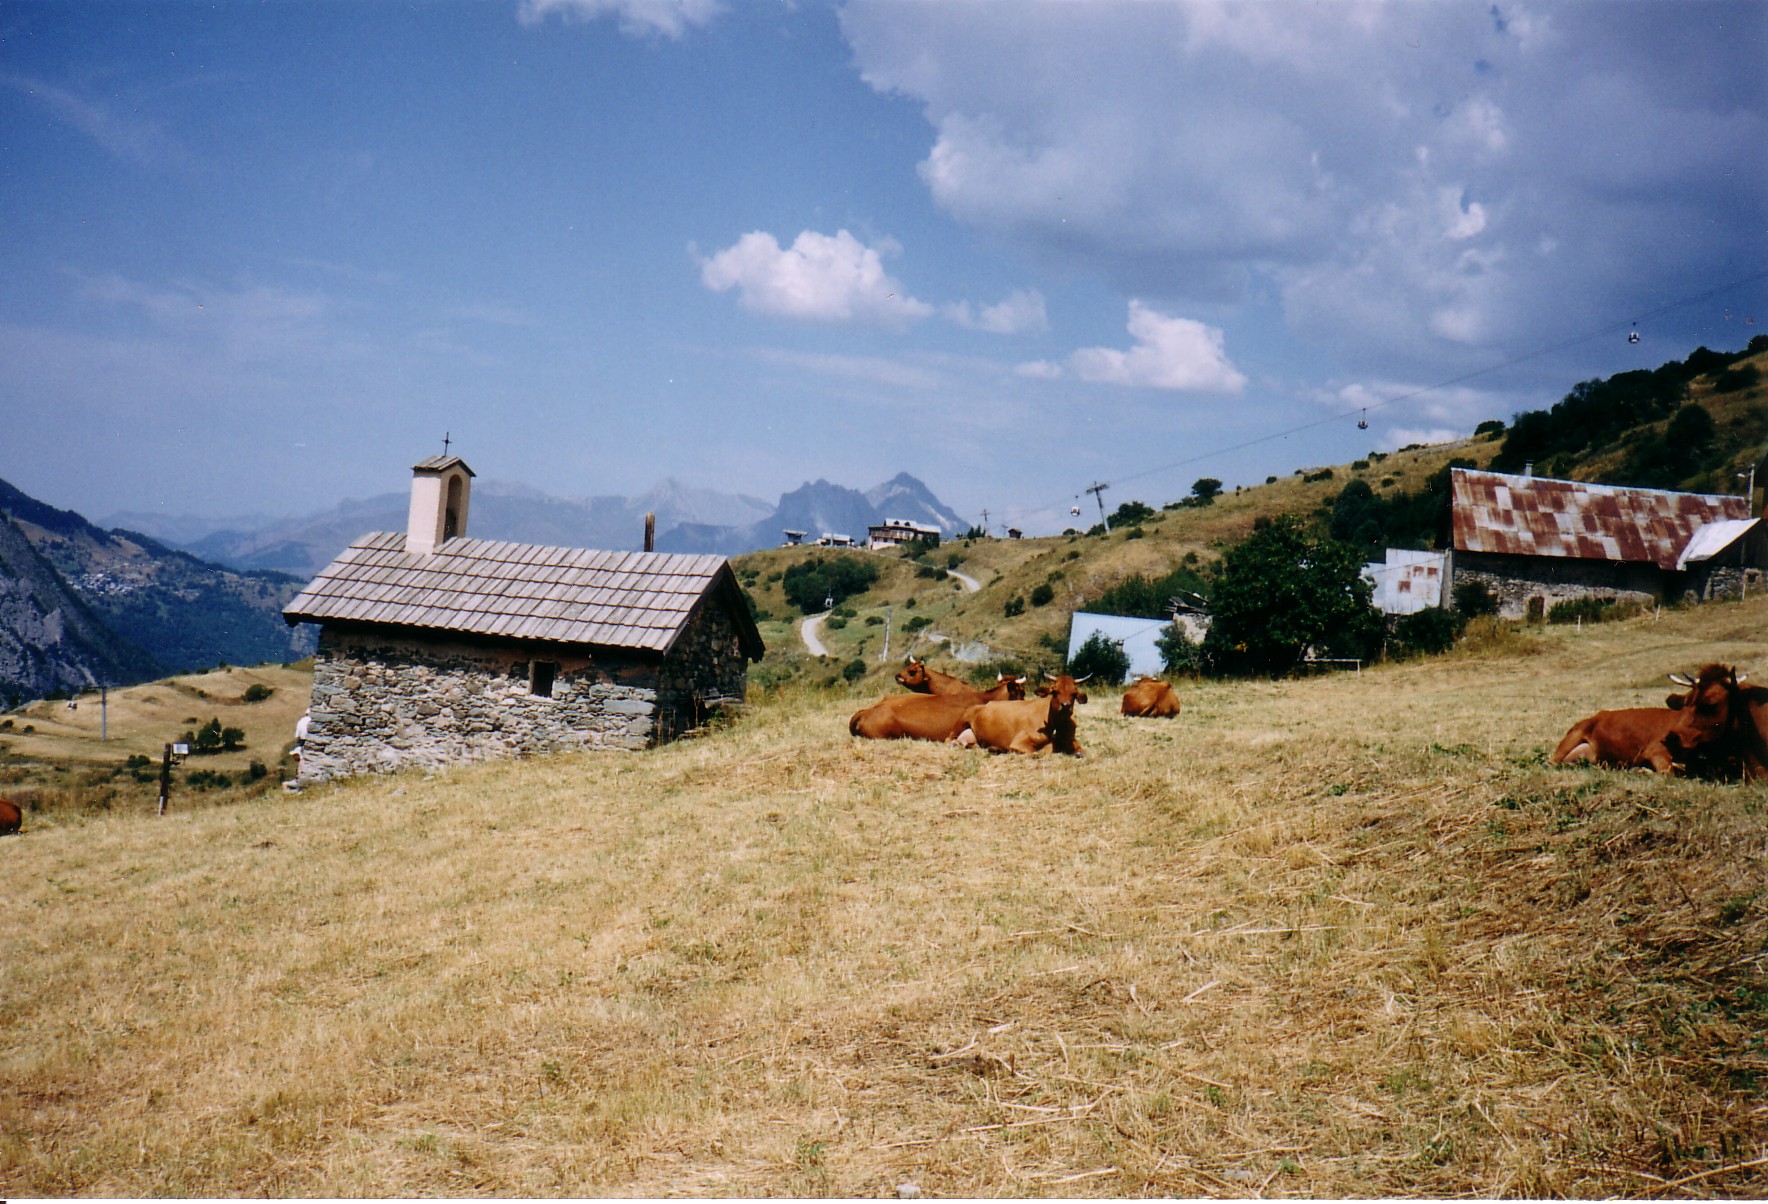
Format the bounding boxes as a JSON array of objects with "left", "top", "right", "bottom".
[
  {"left": 840, "top": 2, "right": 1764, "bottom": 376},
  {"left": 945, "top": 289, "right": 1048, "bottom": 334},
  {"left": 3, "top": 72, "right": 184, "bottom": 166},
  {"left": 699, "top": 229, "right": 934, "bottom": 327},
  {"left": 1386, "top": 427, "right": 1464, "bottom": 450},
  {"left": 748, "top": 347, "right": 944, "bottom": 392},
  {"left": 1025, "top": 301, "right": 1247, "bottom": 394},
  {"left": 517, "top": 0, "right": 720, "bottom": 38}
]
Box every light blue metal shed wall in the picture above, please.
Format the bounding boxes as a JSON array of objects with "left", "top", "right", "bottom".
[{"left": 1065, "top": 612, "right": 1173, "bottom": 681}]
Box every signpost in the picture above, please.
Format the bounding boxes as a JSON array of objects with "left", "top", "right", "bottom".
[{"left": 158, "top": 743, "right": 187, "bottom": 816}]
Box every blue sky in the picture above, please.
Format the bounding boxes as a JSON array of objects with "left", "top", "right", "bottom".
[{"left": 2, "top": 0, "right": 1763, "bottom": 536}]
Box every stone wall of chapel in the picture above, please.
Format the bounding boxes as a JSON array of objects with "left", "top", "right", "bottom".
[
  {"left": 297, "top": 626, "right": 660, "bottom": 785},
  {"left": 655, "top": 600, "right": 752, "bottom": 741}
]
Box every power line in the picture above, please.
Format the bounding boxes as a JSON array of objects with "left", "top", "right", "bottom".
[{"left": 1048, "top": 267, "right": 1768, "bottom": 522}]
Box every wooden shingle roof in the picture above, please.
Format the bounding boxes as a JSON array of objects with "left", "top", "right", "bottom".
[
  {"left": 283, "top": 531, "right": 763, "bottom": 659},
  {"left": 1451, "top": 468, "right": 1750, "bottom": 571}
]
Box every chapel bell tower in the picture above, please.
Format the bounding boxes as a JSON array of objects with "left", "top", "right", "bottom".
[{"left": 406, "top": 454, "right": 475, "bottom": 556}]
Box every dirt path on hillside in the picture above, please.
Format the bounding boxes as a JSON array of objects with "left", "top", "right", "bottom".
[{"left": 800, "top": 611, "right": 831, "bottom": 656}]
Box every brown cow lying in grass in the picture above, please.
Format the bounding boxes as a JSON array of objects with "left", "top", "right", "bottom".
[
  {"left": 851, "top": 661, "right": 1029, "bottom": 743},
  {"left": 961, "top": 673, "right": 1088, "bottom": 756},
  {"left": 896, "top": 657, "right": 1025, "bottom": 700},
  {"left": 1664, "top": 664, "right": 1768, "bottom": 781},
  {"left": 0, "top": 796, "right": 21, "bottom": 836},
  {"left": 1549, "top": 664, "right": 1743, "bottom": 774},
  {"left": 849, "top": 693, "right": 981, "bottom": 742},
  {"left": 1120, "top": 676, "right": 1181, "bottom": 718}
]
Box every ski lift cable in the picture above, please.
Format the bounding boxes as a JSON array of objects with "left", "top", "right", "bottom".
[{"left": 1034, "top": 266, "right": 1768, "bottom": 520}]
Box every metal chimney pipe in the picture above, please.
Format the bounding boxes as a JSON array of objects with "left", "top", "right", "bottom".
[{"left": 644, "top": 512, "right": 656, "bottom": 553}]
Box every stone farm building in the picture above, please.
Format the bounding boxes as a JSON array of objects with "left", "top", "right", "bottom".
[
  {"left": 283, "top": 455, "right": 764, "bottom": 785},
  {"left": 1448, "top": 467, "right": 1764, "bottom": 619}
]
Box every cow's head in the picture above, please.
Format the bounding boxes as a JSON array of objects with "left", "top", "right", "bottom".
[
  {"left": 896, "top": 657, "right": 933, "bottom": 693},
  {"left": 999, "top": 673, "right": 1027, "bottom": 700},
  {"left": 1038, "top": 672, "right": 1089, "bottom": 712},
  {"left": 1664, "top": 664, "right": 1748, "bottom": 754}
]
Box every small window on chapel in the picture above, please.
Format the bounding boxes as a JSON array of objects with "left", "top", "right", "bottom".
[{"left": 530, "top": 661, "right": 557, "bottom": 698}]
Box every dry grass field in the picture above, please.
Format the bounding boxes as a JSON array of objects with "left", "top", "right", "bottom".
[
  {"left": 3, "top": 601, "right": 1767, "bottom": 1197},
  {"left": 0, "top": 664, "right": 312, "bottom": 819}
]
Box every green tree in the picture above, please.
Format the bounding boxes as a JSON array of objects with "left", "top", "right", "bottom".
[
  {"left": 1156, "top": 623, "right": 1206, "bottom": 675},
  {"left": 1068, "top": 631, "right": 1131, "bottom": 685},
  {"left": 1190, "top": 477, "right": 1224, "bottom": 506},
  {"left": 1109, "top": 499, "right": 1157, "bottom": 527},
  {"left": 781, "top": 555, "right": 881, "bottom": 615},
  {"left": 1201, "top": 516, "right": 1382, "bottom": 676},
  {"left": 1616, "top": 402, "right": 1718, "bottom": 489}
]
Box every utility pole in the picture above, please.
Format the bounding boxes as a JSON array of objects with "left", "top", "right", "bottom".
[
  {"left": 979, "top": 509, "right": 990, "bottom": 537},
  {"left": 880, "top": 605, "right": 893, "bottom": 663},
  {"left": 157, "top": 743, "right": 172, "bottom": 816},
  {"left": 1085, "top": 482, "right": 1111, "bottom": 531},
  {"left": 99, "top": 684, "right": 107, "bottom": 742}
]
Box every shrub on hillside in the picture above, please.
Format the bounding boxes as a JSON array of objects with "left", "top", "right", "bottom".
[
  {"left": 1088, "top": 567, "right": 1210, "bottom": 620},
  {"left": 1713, "top": 363, "right": 1760, "bottom": 394},
  {"left": 1388, "top": 608, "right": 1464, "bottom": 659},
  {"left": 242, "top": 683, "right": 274, "bottom": 703},
  {"left": 180, "top": 717, "right": 245, "bottom": 755},
  {"left": 1548, "top": 596, "right": 1643, "bottom": 625}
]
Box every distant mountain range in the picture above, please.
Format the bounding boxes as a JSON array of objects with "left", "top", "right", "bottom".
[
  {"left": 105, "top": 472, "right": 970, "bottom": 576},
  {"left": 0, "top": 478, "right": 314, "bottom": 706}
]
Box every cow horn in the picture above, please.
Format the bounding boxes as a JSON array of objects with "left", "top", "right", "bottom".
[
  {"left": 1073, "top": 674, "right": 1092, "bottom": 684},
  {"left": 1739, "top": 671, "right": 1749, "bottom": 684},
  {"left": 1668, "top": 672, "right": 1694, "bottom": 686}
]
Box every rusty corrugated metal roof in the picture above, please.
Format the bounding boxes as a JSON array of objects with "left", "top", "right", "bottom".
[
  {"left": 1451, "top": 468, "right": 1749, "bottom": 571},
  {"left": 282, "top": 530, "right": 763, "bottom": 658}
]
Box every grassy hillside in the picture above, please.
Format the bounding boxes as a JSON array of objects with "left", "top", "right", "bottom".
[
  {"left": 0, "top": 663, "right": 313, "bottom": 816},
  {"left": 3, "top": 598, "right": 1765, "bottom": 1196},
  {"left": 736, "top": 438, "right": 1491, "bottom": 685},
  {"left": 740, "top": 341, "right": 1767, "bottom": 688}
]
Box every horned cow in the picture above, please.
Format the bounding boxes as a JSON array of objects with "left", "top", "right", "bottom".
[
  {"left": 962, "top": 673, "right": 1089, "bottom": 756},
  {"left": 897, "top": 657, "right": 1025, "bottom": 701},
  {"left": 1665, "top": 664, "right": 1768, "bottom": 780},
  {"left": 1549, "top": 664, "right": 1750, "bottom": 775}
]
